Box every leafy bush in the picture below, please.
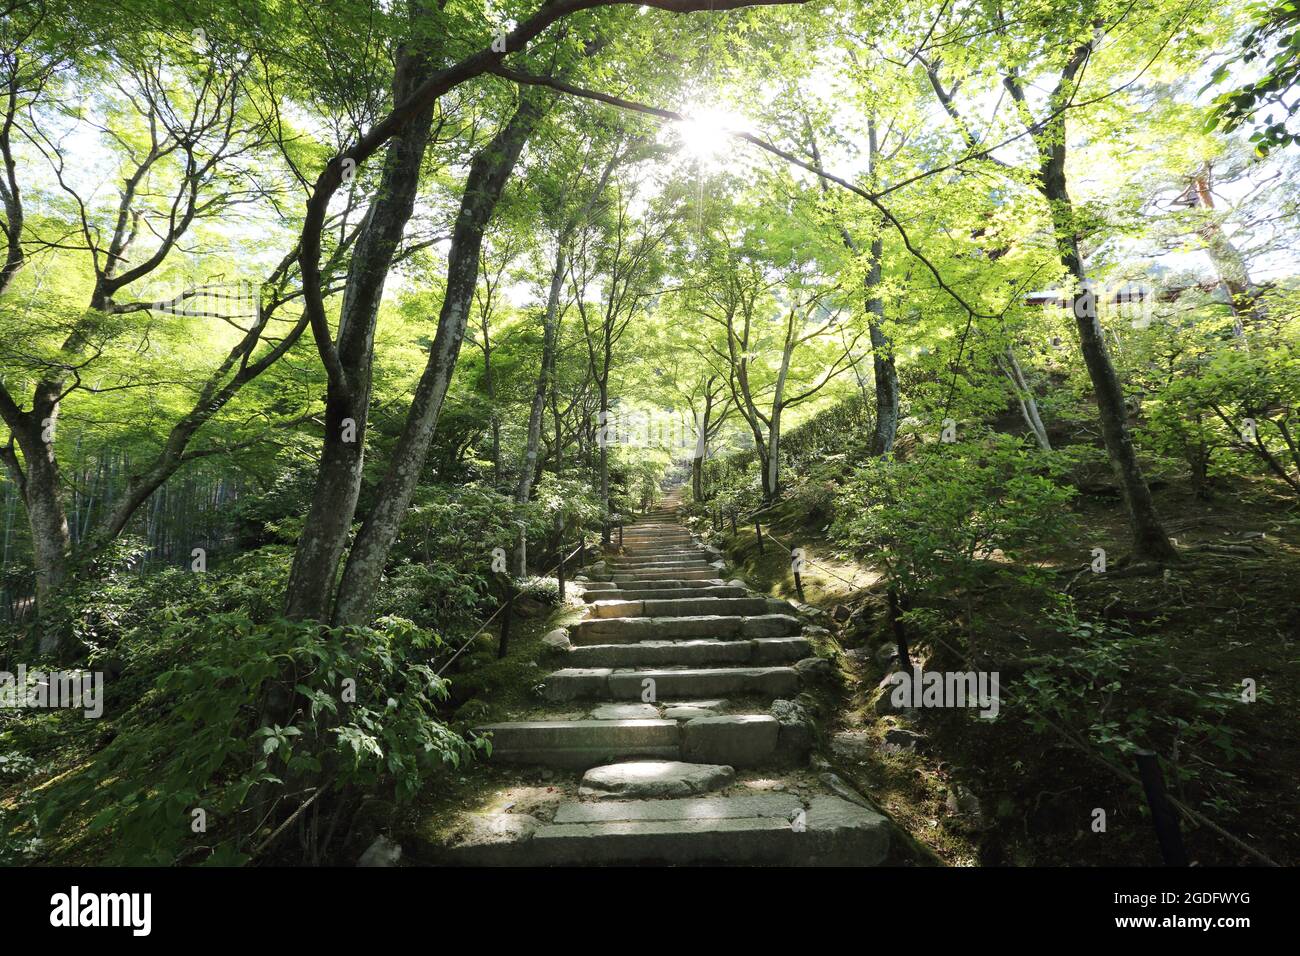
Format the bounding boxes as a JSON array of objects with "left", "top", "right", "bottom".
[
  {"left": 831, "top": 433, "right": 1077, "bottom": 597},
  {"left": 1142, "top": 337, "right": 1300, "bottom": 495},
  {"left": 515, "top": 575, "right": 561, "bottom": 606},
  {"left": 2, "top": 546, "right": 482, "bottom": 866},
  {"left": 33, "top": 612, "right": 479, "bottom": 865},
  {"left": 1019, "top": 602, "right": 1267, "bottom": 813}
]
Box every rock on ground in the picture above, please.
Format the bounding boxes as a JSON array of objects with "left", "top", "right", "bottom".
[
  {"left": 357, "top": 834, "right": 402, "bottom": 867},
  {"left": 578, "top": 760, "right": 735, "bottom": 800}
]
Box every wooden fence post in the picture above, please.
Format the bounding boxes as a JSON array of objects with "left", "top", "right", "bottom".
[
  {"left": 1135, "top": 750, "right": 1189, "bottom": 866},
  {"left": 888, "top": 587, "right": 912, "bottom": 672},
  {"left": 755, "top": 521, "right": 765, "bottom": 554},
  {"left": 497, "top": 576, "right": 515, "bottom": 659},
  {"left": 555, "top": 515, "right": 566, "bottom": 602},
  {"left": 791, "top": 548, "right": 806, "bottom": 603}
]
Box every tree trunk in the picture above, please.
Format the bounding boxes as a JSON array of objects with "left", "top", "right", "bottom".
[
  {"left": 1191, "top": 165, "right": 1264, "bottom": 333},
  {"left": 866, "top": 239, "right": 899, "bottom": 456},
  {"left": 23, "top": 453, "right": 70, "bottom": 644},
  {"left": 766, "top": 413, "right": 782, "bottom": 501},
  {"left": 0, "top": 401, "right": 70, "bottom": 647},
  {"left": 515, "top": 148, "right": 619, "bottom": 504},
  {"left": 1003, "top": 53, "right": 1176, "bottom": 562},
  {"left": 516, "top": 244, "right": 566, "bottom": 503},
  {"left": 999, "top": 346, "right": 1052, "bottom": 450},
  {"left": 483, "top": 328, "right": 500, "bottom": 484},
  {"left": 284, "top": 47, "right": 437, "bottom": 621},
  {"left": 331, "top": 89, "right": 550, "bottom": 625},
  {"left": 598, "top": 378, "right": 611, "bottom": 544},
  {"left": 806, "top": 114, "right": 899, "bottom": 458},
  {"left": 1040, "top": 147, "right": 1177, "bottom": 562}
]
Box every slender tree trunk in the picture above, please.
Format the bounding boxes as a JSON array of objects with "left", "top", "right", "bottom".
[
  {"left": 598, "top": 377, "right": 611, "bottom": 544},
  {"left": 808, "top": 116, "right": 898, "bottom": 457},
  {"left": 1002, "top": 53, "right": 1177, "bottom": 563},
  {"left": 1191, "top": 165, "right": 1265, "bottom": 333},
  {"left": 516, "top": 245, "right": 566, "bottom": 503},
  {"left": 999, "top": 346, "right": 1052, "bottom": 450},
  {"left": 766, "top": 413, "right": 782, "bottom": 501},
  {"left": 483, "top": 325, "right": 500, "bottom": 483},
  {"left": 1040, "top": 148, "right": 1177, "bottom": 561},
  {"left": 865, "top": 251, "right": 899, "bottom": 455},
  {"left": 332, "top": 90, "right": 550, "bottom": 625},
  {"left": 690, "top": 389, "right": 718, "bottom": 502},
  {"left": 515, "top": 148, "right": 620, "bottom": 504},
  {"left": 766, "top": 336, "right": 793, "bottom": 502}
]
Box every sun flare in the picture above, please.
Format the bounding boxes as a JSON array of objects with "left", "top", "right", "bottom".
[{"left": 674, "top": 106, "right": 748, "bottom": 166}]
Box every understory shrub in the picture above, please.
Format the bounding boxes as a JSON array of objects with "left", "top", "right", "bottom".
[
  {"left": 832, "top": 432, "right": 1077, "bottom": 598},
  {"left": 1017, "top": 602, "right": 1268, "bottom": 815},
  {"left": 31, "top": 612, "right": 478, "bottom": 865}
]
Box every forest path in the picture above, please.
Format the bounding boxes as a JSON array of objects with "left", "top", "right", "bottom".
[{"left": 416, "top": 486, "right": 894, "bottom": 865}]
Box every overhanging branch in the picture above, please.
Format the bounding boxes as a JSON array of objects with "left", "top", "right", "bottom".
[{"left": 489, "top": 65, "right": 994, "bottom": 321}]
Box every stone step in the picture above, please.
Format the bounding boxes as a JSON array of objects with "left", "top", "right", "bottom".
[
  {"left": 539, "top": 665, "right": 799, "bottom": 702},
  {"left": 422, "top": 794, "right": 890, "bottom": 866},
  {"left": 571, "top": 612, "right": 801, "bottom": 645},
  {"left": 615, "top": 546, "right": 706, "bottom": 554},
  {"left": 474, "top": 718, "right": 679, "bottom": 768},
  {"left": 610, "top": 569, "right": 721, "bottom": 582},
  {"left": 567, "top": 636, "right": 810, "bottom": 668},
  {"left": 582, "top": 586, "right": 748, "bottom": 603},
  {"left": 557, "top": 793, "right": 798, "bottom": 824},
  {"left": 614, "top": 548, "right": 706, "bottom": 559},
  {"left": 475, "top": 714, "right": 784, "bottom": 769},
  {"left": 598, "top": 578, "right": 725, "bottom": 591},
  {"left": 588, "top": 596, "right": 771, "bottom": 619},
  {"left": 610, "top": 564, "right": 719, "bottom": 575},
  {"left": 609, "top": 557, "right": 714, "bottom": 569}
]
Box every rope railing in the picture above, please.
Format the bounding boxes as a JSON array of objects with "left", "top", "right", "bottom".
[
  {"left": 435, "top": 536, "right": 591, "bottom": 677},
  {"left": 715, "top": 505, "right": 1280, "bottom": 867}
]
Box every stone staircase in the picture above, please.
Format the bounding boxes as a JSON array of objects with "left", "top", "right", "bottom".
[{"left": 414, "top": 487, "right": 891, "bottom": 866}]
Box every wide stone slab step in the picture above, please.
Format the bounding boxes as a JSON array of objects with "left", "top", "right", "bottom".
[
  {"left": 540, "top": 665, "right": 799, "bottom": 702},
  {"left": 599, "top": 578, "right": 726, "bottom": 591},
  {"left": 608, "top": 560, "right": 716, "bottom": 572},
  {"left": 611, "top": 569, "right": 721, "bottom": 582},
  {"left": 571, "top": 613, "right": 801, "bottom": 645},
  {"left": 566, "top": 636, "right": 810, "bottom": 668},
  {"left": 554, "top": 792, "right": 797, "bottom": 824},
  {"left": 588, "top": 596, "right": 771, "bottom": 619},
  {"left": 582, "top": 586, "right": 748, "bottom": 603},
  {"left": 539, "top": 666, "right": 799, "bottom": 701},
  {"left": 613, "top": 554, "right": 707, "bottom": 561},
  {"left": 477, "top": 712, "right": 785, "bottom": 769},
  {"left": 475, "top": 719, "right": 679, "bottom": 768},
  {"left": 610, "top": 554, "right": 710, "bottom": 565},
  {"left": 422, "top": 794, "right": 891, "bottom": 866},
  {"left": 610, "top": 666, "right": 798, "bottom": 700}
]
